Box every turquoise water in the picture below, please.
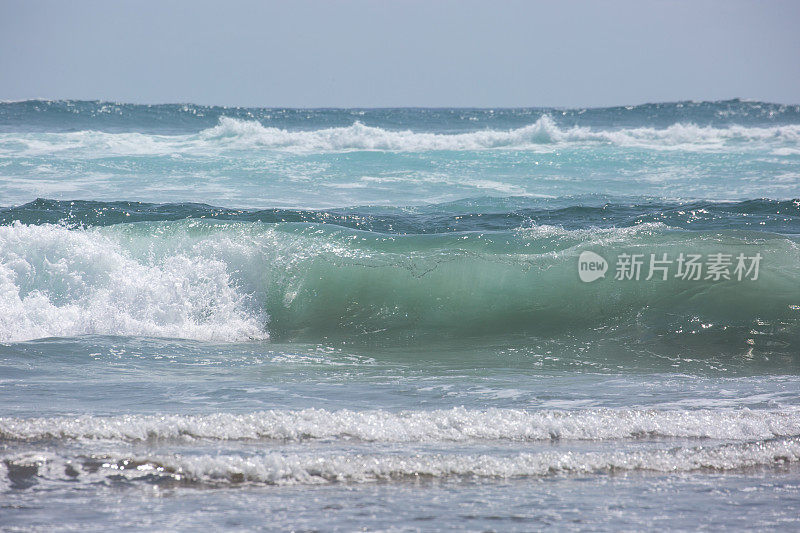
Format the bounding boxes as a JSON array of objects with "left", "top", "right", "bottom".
[{"left": 1, "top": 100, "right": 799, "bottom": 530}]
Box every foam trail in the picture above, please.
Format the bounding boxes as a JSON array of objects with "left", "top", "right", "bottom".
[
  {"left": 3, "top": 408, "right": 800, "bottom": 443},
  {"left": 6, "top": 438, "right": 800, "bottom": 486}
]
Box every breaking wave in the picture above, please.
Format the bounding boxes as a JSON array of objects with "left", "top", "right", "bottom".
[{"left": 0, "top": 218, "right": 798, "bottom": 343}]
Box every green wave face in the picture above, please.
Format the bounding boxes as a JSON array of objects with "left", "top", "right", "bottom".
[{"left": 3, "top": 219, "right": 798, "bottom": 364}]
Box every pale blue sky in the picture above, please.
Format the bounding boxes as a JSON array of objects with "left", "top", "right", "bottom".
[{"left": 1, "top": 0, "right": 798, "bottom": 107}]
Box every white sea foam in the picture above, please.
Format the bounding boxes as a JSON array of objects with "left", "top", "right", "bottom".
[
  {"left": 2, "top": 408, "right": 799, "bottom": 443},
  {"left": 0, "top": 222, "right": 267, "bottom": 343},
  {"left": 199, "top": 117, "right": 800, "bottom": 152},
  {"left": 6, "top": 438, "right": 800, "bottom": 486},
  {"left": 515, "top": 221, "right": 670, "bottom": 242},
  {"left": 2, "top": 116, "right": 799, "bottom": 156}
]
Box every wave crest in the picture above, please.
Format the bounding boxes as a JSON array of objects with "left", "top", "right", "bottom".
[{"left": 3, "top": 116, "right": 800, "bottom": 155}]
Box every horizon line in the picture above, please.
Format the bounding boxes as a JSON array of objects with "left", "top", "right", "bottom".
[{"left": 3, "top": 97, "right": 799, "bottom": 110}]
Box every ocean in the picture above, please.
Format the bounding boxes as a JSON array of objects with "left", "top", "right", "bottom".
[{"left": 1, "top": 99, "right": 799, "bottom": 530}]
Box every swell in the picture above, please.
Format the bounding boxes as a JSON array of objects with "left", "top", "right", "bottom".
[
  {"left": 0, "top": 218, "right": 798, "bottom": 345},
  {"left": 2, "top": 198, "right": 799, "bottom": 234}
]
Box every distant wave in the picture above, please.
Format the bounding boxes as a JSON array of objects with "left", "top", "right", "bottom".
[
  {"left": 2, "top": 116, "right": 800, "bottom": 155},
  {"left": 3, "top": 99, "right": 799, "bottom": 134},
  {"left": 201, "top": 116, "right": 800, "bottom": 151}
]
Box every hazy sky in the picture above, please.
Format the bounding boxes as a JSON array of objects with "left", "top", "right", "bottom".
[{"left": 1, "top": 0, "right": 798, "bottom": 107}]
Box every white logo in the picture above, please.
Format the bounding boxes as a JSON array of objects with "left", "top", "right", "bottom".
[
  {"left": 576, "top": 250, "right": 761, "bottom": 282},
  {"left": 578, "top": 251, "right": 608, "bottom": 282}
]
